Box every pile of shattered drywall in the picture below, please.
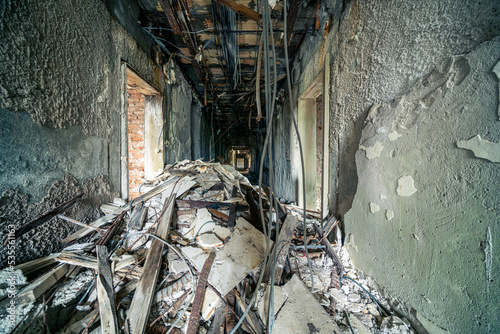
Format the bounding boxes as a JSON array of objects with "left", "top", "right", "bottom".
[{"left": 1, "top": 160, "right": 415, "bottom": 333}]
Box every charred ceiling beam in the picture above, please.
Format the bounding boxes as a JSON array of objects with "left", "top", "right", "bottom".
[
  {"left": 215, "top": 0, "right": 261, "bottom": 23},
  {"left": 159, "top": 0, "right": 204, "bottom": 81},
  {"left": 285, "top": 0, "right": 301, "bottom": 46}
]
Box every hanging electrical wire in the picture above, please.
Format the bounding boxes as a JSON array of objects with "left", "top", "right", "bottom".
[{"left": 212, "top": 0, "right": 240, "bottom": 90}]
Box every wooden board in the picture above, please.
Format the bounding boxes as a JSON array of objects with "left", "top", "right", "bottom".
[
  {"left": 96, "top": 245, "right": 119, "bottom": 334},
  {"left": 127, "top": 66, "right": 159, "bottom": 95},
  {"left": 16, "top": 264, "right": 69, "bottom": 305},
  {"left": 127, "top": 191, "right": 177, "bottom": 334}
]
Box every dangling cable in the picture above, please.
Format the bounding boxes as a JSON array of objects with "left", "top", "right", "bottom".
[{"left": 283, "top": 0, "right": 315, "bottom": 292}]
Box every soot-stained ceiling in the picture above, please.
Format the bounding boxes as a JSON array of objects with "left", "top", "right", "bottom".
[{"left": 127, "top": 0, "right": 324, "bottom": 125}]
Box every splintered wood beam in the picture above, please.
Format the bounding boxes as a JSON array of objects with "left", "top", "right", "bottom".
[
  {"left": 272, "top": 214, "right": 299, "bottom": 284},
  {"left": 285, "top": 0, "right": 301, "bottom": 46},
  {"left": 158, "top": 0, "right": 182, "bottom": 35},
  {"left": 16, "top": 264, "right": 70, "bottom": 305},
  {"left": 158, "top": 0, "right": 204, "bottom": 81},
  {"left": 10, "top": 193, "right": 83, "bottom": 241},
  {"left": 63, "top": 176, "right": 183, "bottom": 244},
  {"left": 216, "top": 0, "right": 261, "bottom": 23},
  {"left": 96, "top": 245, "right": 119, "bottom": 334},
  {"left": 127, "top": 192, "right": 177, "bottom": 334},
  {"left": 227, "top": 186, "right": 238, "bottom": 230}
]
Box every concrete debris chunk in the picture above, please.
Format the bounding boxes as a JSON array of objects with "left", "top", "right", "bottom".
[{"left": 274, "top": 275, "right": 341, "bottom": 333}]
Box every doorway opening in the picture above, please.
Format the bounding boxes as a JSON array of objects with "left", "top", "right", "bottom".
[
  {"left": 297, "top": 68, "right": 329, "bottom": 220},
  {"left": 122, "top": 65, "right": 161, "bottom": 199}
]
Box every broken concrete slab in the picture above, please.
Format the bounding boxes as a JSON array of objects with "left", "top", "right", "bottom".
[
  {"left": 456, "top": 134, "right": 500, "bottom": 163},
  {"left": 347, "top": 313, "right": 372, "bottom": 334},
  {"left": 181, "top": 217, "right": 270, "bottom": 297},
  {"left": 256, "top": 285, "right": 288, "bottom": 325},
  {"left": 274, "top": 275, "right": 341, "bottom": 333}
]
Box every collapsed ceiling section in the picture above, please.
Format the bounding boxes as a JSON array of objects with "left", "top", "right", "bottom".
[{"left": 136, "top": 0, "right": 321, "bottom": 122}]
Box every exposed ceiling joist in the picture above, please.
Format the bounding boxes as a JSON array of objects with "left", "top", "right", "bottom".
[{"left": 215, "top": 0, "right": 261, "bottom": 23}]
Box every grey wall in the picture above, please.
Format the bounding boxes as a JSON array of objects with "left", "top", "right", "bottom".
[
  {"left": 275, "top": 0, "right": 500, "bottom": 332},
  {"left": 0, "top": 0, "right": 196, "bottom": 267},
  {"left": 335, "top": 1, "right": 500, "bottom": 333},
  {"left": 164, "top": 64, "right": 202, "bottom": 164}
]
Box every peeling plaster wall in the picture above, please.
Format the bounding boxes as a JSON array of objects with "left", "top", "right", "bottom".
[
  {"left": 275, "top": 0, "right": 500, "bottom": 332},
  {"left": 345, "top": 39, "right": 500, "bottom": 333},
  {"left": 329, "top": 1, "right": 500, "bottom": 333},
  {"left": 0, "top": 0, "right": 160, "bottom": 264}
]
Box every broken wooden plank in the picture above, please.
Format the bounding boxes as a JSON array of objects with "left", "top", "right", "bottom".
[
  {"left": 16, "top": 264, "right": 69, "bottom": 305},
  {"left": 130, "top": 176, "right": 180, "bottom": 206},
  {"left": 57, "top": 215, "right": 106, "bottom": 235},
  {"left": 158, "top": 0, "right": 181, "bottom": 34},
  {"left": 273, "top": 214, "right": 300, "bottom": 284},
  {"left": 216, "top": 0, "right": 261, "bottom": 22},
  {"left": 63, "top": 176, "right": 192, "bottom": 244},
  {"left": 186, "top": 251, "right": 216, "bottom": 334},
  {"left": 129, "top": 202, "right": 148, "bottom": 230},
  {"left": 313, "top": 223, "right": 344, "bottom": 276},
  {"left": 234, "top": 290, "right": 264, "bottom": 334},
  {"left": 207, "top": 208, "right": 229, "bottom": 222},
  {"left": 243, "top": 187, "right": 262, "bottom": 232},
  {"left": 56, "top": 252, "right": 98, "bottom": 270},
  {"left": 225, "top": 290, "right": 237, "bottom": 332},
  {"left": 207, "top": 302, "right": 226, "bottom": 334},
  {"left": 15, "top": 253, "right": 60, "bottom": 277},
  {"left": 10, "top": 193, "right": 83, "bottom": 241},
  {"left": 96, "top": 245, "right": 119, "bottom": 334},
  {"left": 176, "top": 199, "right": 248, "bottom": 211},
  {"left": 285, "top": 0, "right": 301, "bottom": 46},
  {"left": 322, "top": 215, "right": 340, "bottom": 239},
  {"left": 127, "top": 191, "right": 177, "bottom": 334},
  {"left": 227, "top": 186, "right": 238, "bottom": 230}
]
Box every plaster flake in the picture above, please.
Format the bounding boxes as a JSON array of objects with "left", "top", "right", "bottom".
[
  {"left": 397, "top": 175, "right": 417, "bottom": 197},
  {"left": 456, "top": 135, "right": 500, "bottom": 163},
  {"left": 380, "top": 194, "right": 387, "bottom": 200},
  {"left": 360, "top": 141, "right": 384, "bottom": 160},
  {"left": 386, "top": 209, "right": 394, "bottom": 221},
  {"left": 369, "top": 202, "right": 380, "bottom": 213},
  {"left": 388, "top": 131, "right": 402, "bottom": 142}
]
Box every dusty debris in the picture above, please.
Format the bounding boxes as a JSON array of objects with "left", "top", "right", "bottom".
[{"left": 1, "top": 160, "right": 414, "bottom": 333}]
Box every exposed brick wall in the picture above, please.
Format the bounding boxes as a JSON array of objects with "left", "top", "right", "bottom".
[{"left": 128, "top": 90, "right": 145, "bottom": 198}]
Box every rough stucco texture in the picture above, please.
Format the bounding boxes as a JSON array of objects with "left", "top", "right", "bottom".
[
  {"left": 345, "top": 33, "right": 500, "bottom": 334},
  {"left": 279, "top": 0, "right": 500, "bottom": 332},
  {"left": 329, "top": 0, "right": 500, "bottom": 217},
  {"left": 0, "top": 0, "right": 158, "bottom": 201}
]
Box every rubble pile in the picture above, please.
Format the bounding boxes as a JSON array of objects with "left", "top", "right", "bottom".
[{"left": 1, "top": 160, "right": 414, "bottom": 333}]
